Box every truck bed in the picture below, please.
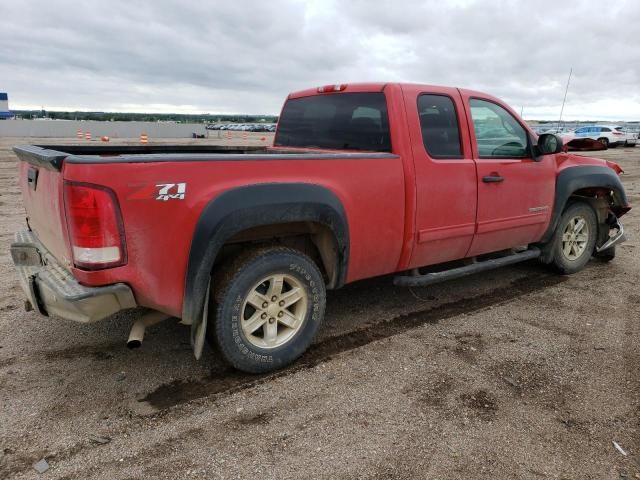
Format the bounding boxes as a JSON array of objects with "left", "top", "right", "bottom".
[
  {"left": 14, "top": 144, "right": 269, "bottom": 171},
  {"left": 15, "top": 144, "right": 394, "bottom": 170},
  {"left": 34, "top": 144, "right": 268, "bottom": 155},
  {"left": 12, "top": 142, "right": 405, "bottom": 318}
]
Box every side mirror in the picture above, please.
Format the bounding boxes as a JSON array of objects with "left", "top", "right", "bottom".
[{"left": 536, "top": 133, "right": 563, "bottom": 156}]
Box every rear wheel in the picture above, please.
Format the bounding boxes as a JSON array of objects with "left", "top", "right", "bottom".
[
  {"left": 549, "top": 202, "right": 598, "bottom": 274},
  {"left": 597, "top": 137, "right": 609, "bottom": 149},
  {"left": 210, "top": 247, "right": 326, "bottom": 374}
]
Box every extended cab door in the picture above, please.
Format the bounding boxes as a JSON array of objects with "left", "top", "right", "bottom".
[
  {"left": 460, "top": 91, "right": 556, "bottom": 256},
  {"left": 401, "top": 85, "right": 478, "bottom": 269}
]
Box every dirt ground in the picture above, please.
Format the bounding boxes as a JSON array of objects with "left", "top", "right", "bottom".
[{"left": 0, "top": 135, "right": 638, "bottom": 480}]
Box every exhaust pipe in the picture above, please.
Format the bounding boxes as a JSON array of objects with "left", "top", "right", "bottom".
[{"left": 127, "top": 311, "right": 169, "bottom": 349}]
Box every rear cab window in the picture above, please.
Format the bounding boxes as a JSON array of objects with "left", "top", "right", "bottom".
[
  {"left": 418, "top": 94, "right": 463, "bottom": 159},
  {"left": 274, "top": 92, "right": 391, "bottom": 151}
]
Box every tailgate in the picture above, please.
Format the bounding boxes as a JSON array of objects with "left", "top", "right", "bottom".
[{"left": 13, "top": 145, "right": 71, "bottom": 265}]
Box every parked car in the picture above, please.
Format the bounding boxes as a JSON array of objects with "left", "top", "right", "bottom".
[
  {"left": 613, "top": 126, "right": 637, "bottom": 147},
  {"left": 572, "top": 125, "right": 628, "bottom": 148},
  {"left": 10, "top": 82, "right": 630, "bottom": 374}
]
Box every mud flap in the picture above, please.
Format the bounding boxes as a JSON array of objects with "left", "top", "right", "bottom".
[{"left": 190, "top": 281, "right": 210, "bottom": 360}]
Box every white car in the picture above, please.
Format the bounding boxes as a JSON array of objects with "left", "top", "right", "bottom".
[
  {"left": 613, "top": 126, "right": 637, "bottom": 147},
  {"left": 571, "top": 125, "right": 635, "bottom": 149}
]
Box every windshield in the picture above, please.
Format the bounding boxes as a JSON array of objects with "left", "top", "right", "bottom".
[{"left": 274, "top": 92, "right": 391, "bottom": 152}]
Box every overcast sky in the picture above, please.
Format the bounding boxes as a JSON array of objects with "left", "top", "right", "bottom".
[{"left": 1, "top": 0, "right": 639, "bottom": 120}]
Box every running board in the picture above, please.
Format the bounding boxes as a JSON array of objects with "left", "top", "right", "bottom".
[{"left": 393, "top": 248, "right": 541, "bottom": 287}]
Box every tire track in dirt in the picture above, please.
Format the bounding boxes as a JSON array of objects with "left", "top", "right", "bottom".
[{"left": 141, "top": 271, "right": 567, "bottom": 410}]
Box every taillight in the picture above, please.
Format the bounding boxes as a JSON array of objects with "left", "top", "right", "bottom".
[
  {"left": 612, "top": 132, "right": 623, "bottom": 136},
  {"left": 317, "top": 84, "right": 347, "bottom": 93},
  {"left": 63, "top": 181, "right": 126, "bottom": 269}
]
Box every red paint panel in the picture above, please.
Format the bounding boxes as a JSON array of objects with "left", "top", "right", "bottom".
[
  {"left": 458, "top": 89, "right": 557, "bottom": 257},
  {"left": 400, "top": 84, "right": 478, "bottom": 268},
  {"left": 418, "top": 223, "right": 476, "bottom": 243},
  {"left": 18, "top": 162, "right": 72, "bottom": 266},
  {"left": 64, "top": 155, "right": 406, "bottom": 316},
  {"left": 476, "top": 211, "right": 548, "bottom": 234}
]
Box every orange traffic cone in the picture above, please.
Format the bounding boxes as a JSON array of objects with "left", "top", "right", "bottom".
[
  {"left": 85, "top": 132, "right": 91, "bottom": 141},
  {"left": 140, "top": 132, "right": 148, "bottom": 144},
  {"left": 77, "top": 129, "right": 83, "bottom": 139}
]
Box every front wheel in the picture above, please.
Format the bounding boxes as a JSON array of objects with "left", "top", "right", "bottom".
[
  {"left": 210, "top": 247, "right": 326, "bottom": 374},
  {"left": 549, "top": 202, "right": 598, "bottom": 274}
]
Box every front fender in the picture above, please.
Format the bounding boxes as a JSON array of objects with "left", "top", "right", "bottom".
[{"left": 540, "top": 165, "right": 630, "bottom": 245}]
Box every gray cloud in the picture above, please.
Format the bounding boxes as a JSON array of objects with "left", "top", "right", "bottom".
[{"left": 1, "top": 0, "right": 638, "bottom": 119}]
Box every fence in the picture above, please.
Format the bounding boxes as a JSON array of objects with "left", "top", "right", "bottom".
[{"left": 0, "top": 119, "right": 207, "bottom": 138}]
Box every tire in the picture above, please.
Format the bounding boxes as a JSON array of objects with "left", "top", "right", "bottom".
[
  {"left": 549, "top": 202, "right": 598, "bottom": 274},
  {"left": 210, "top": 247, "right": 326, "bottom": 374},
  {"left": 597, "top": 137, "right": 609, "bottom": 149}
]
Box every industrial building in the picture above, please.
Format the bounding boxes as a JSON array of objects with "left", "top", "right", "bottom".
[{"left": 0, "top": 93, "right": 13, "bottom": 119}]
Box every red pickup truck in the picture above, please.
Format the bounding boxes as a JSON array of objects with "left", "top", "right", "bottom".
[{"left": 11, "top": 83, "right": 630, "bottom": 373}]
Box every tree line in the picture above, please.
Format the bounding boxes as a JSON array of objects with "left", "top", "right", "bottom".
[{"left": 13, "top": 110, "right": 279, "bottom": 124}]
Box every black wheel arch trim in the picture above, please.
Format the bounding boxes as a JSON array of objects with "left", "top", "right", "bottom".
[
  {"left": 184, "top": 182, "right": 349, "bottom": 338},
  {"left": 540, "top": 165, "right": 629, "bottom": 245}
]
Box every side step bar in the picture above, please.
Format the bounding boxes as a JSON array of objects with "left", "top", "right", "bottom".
[{"left": 393, "top": 248, "right": 541, "bottom": 287}]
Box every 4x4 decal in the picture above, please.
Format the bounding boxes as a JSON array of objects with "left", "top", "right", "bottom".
[
  {"left": 127, "top": 182, "right": 187, "bottom": 201},
  {"left": 156, "top": 183, "right": 186, "bottom": 201}
]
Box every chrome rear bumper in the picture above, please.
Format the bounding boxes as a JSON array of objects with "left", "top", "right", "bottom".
[{"left": 10, "top": 230, "right": 136, "bottom": 323}]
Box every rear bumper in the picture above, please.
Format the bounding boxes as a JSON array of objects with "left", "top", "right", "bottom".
[{"left": 10, "top": 230, "right": 136, "bottom": 323}]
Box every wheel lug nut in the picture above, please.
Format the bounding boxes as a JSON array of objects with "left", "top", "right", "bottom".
[
  {"left": 261, "top": 313, "right": 267, "bottom": 319},
  {"left": 279, "top": 300, "right": 285, "bottom": 307},
  {"left": 262, "top": 302, "right": 268, "bottom": 308},
  {"left": 269, "top": 317, "right": 275, "bottom": 324},
  {"left": 271, "top": 296, "right": 277, "bottom": 302},
  {"left": 277, "top": 311, "right": 283, "bottom": 317}
]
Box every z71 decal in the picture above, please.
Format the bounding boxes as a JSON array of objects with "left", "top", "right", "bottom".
[
  {"left": 156, "top": 183, "right": 186, "bottom": 201},
  {"left": 127, "top": 182, "right": 187, "bottom": 201}
]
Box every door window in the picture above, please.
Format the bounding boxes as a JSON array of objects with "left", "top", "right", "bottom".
[
  {"left": 417, "top": 94, "right": 462, "bottom": 158},
  {"left": 469, "top": 99, "right": 529, "bottom": 158}
]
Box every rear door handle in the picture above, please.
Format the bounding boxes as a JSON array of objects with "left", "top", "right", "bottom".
[{"left": 482, "top": 175, "right": 504, "bottom": 183}]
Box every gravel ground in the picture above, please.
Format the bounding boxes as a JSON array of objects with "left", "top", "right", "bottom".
[{"left": 0, "top": 136, "right": 638, "bottom": 479}]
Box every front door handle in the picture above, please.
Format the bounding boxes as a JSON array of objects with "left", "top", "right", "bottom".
[{"left": 482, "top": 175, "right": 504, "bottom": 183}]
